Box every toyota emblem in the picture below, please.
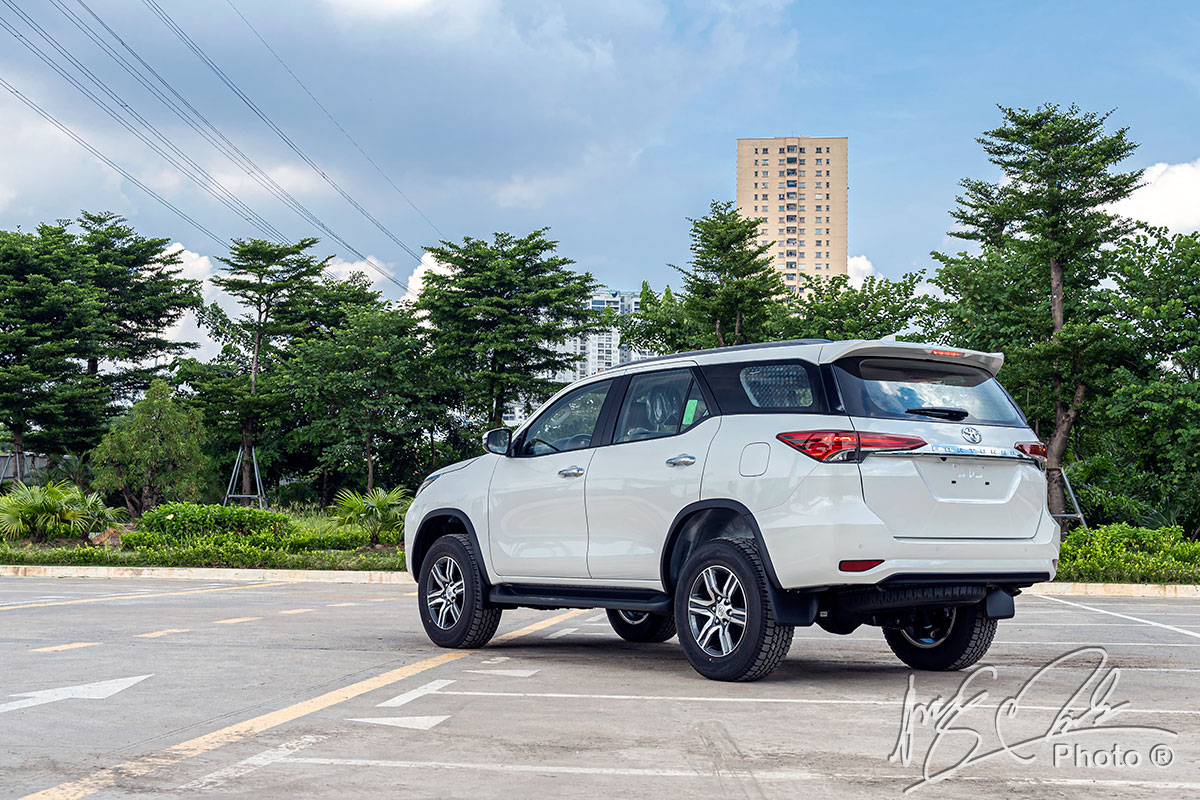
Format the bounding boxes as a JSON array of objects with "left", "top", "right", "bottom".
[{"left": 961, "top": 426, "right": 982, "bottom": 444}]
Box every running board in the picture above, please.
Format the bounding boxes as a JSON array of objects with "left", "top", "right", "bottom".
[{"left": 489, "top": 584, "right": 672, "bottom": 614}]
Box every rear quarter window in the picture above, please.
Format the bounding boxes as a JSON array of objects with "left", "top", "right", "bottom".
[{"left": 700, "top": 360, "right": 825, "bottom": 414}]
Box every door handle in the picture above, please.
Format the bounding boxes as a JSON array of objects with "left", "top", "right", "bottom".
[
  {"left": 665, "top": 454, "right": 696, "bottom": 467},
  {"left": 558, "top": 466, "right": 585, "bottom": 478}
]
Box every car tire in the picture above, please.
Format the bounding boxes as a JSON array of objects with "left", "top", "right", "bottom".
[
  {"left": 882, "top": 603, "right": 997, "bottom": 670},
  {"left": 674, "top": 536, "right": 793, "bottom": 682},
  {"left": 418, "top": 533, "right": 502, "bottom": 649},
  {"left": 606, "top": 609, "right": 677, "bottom": 643}
]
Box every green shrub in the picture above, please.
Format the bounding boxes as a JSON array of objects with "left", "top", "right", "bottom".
[
  {"left": 331, "top": 487, "right": 410, "bottom": 546},
  {"left": 0, "top": 543, "right": 405, "bottom": 571},
  {"left": 0, "top": 481, "right": 126, "bottom": 542},
  {"left": 1057, "top": 524, "right": 1200, "bottom": 584},
  {"left": 138, "top": 503, "right": 298, "bottom": 542}
]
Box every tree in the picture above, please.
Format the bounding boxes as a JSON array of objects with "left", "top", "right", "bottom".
[
  {"left": 284, "top": 307, "right": 439, "bottom": 491},
  {"left": 618, "top": 283, "right": 698, "bottom": 355},
  {"left": 91, "top": 380, "right": 208, "bottom": 517},
  {"left": 0, "top": 225, "right": 105, "bottom": 466},
  {"left": 674, "top": 200, "right": 786, "bottom": 348},
  {"left": 932, "top": 104, "right": 1142, "bottom": 515},
  {"left": 75, "top": 211, "right": 202, "bottom": 395},
  {"left": 419, "top": 229, "right": 603, "bottom": 426},
  {"left": 781, "top": 272, "right": 935, "bottom": 341},
  {"left": 209, "top": 238, "right": 329, "bottom": 500}
]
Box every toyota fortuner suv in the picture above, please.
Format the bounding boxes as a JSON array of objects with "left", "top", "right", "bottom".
[{"left": 404, "top": 339, "right": 1058, "bottom": 681}]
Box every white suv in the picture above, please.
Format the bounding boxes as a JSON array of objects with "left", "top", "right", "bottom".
[{"left": 405, "top": 339, "right": 1059, "bottom": 681}]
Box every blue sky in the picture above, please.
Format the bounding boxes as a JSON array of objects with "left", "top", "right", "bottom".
[{"left": 1, "top": 0, "right": 1198, "bottom": 309}]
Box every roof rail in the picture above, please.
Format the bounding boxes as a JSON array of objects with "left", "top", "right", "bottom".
[{"left": 623, "top": 338, "right": 832, "bottom": 368}]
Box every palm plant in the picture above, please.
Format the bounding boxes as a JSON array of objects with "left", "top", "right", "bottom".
[
  {"left": 0, "top": 481, "right": 126, "bottom": 543},
  {"left": 331, "top": 486, "right": 411, "bottom": 546}
]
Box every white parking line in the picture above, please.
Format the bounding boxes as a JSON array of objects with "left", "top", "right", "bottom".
[
  {"left": 792, "top": 637, "right": 1200, "bottom": 647},
  {"left": 178, "top": 736, "right": 325, "bottom": 791},
  {"left": 432, "top": 689, "right": 1200, "bottom": 715},
  {"left": 545, "top": 628, "right": 576, "bottom": 639},
  {"left": 376, "top": 679, "right": 456, "bottom": 708},
  {"left": 349, "top": 715, "right": 450, "bottom": 730},
  {"left": 463, "top": 669, "right": 540, "bottom": 678},
  {"left": 1034, "top": 595, "right": 1200, "bottom": 641}
]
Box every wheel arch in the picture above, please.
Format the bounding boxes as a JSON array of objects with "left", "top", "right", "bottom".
[
  {"left": 410, "top": 507, "right": 491, "bottom": 586},
  {"left": 659, "top": 499, "right": 783, "bottom": 595}
]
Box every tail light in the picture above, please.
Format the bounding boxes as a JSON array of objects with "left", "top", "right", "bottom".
[
  {"left": 1014, "top": 441, "right": 1047, "bottom": 459},
  {"left": 776, "top": 430, "right": 926, "bottom": 462}
]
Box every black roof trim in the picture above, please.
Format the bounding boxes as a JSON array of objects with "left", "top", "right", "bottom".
[{"left": 623, "top": 338, "right": 833, "bottom": 369}]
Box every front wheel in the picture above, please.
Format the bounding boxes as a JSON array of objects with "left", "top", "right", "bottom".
[
  {"left": 418, "top": 533, "right": 502, "bottom": 648},
  {"left": 674, "top": 537, "right": 793, "bottom": 682},
  {"left": 606, "top": 609, "right": 676, "bottom": 643},
  {"left": 882, "top": 603, "right": 997, "bottom": 670}
]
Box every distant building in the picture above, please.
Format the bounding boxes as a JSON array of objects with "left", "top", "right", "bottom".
[
  {"left": 735, "top": 136, "right": 849, "bottom": 289},
  {"left": 502, "top": 289, "right": 648, "bottom": 426}
]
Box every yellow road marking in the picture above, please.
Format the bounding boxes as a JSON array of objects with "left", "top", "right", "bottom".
[
  {"left": 213, "top": 617, "right": 260, "bottom": 625},
  {"left": 278, "top": 608, "right": 313, "bottom": 615},
  {"left": 0, "top": 582, "right": 292, "bottom": 612},
  {"left": 494, "top": 608, "right": 588, "bottom": 642},
  {"left": 327, "top": 602, "right": 358, "bottom": 607},
  {"left": 403, "top": 591, "right": 419, "bottom": 597},
  {"left": 369, "top": 598, "right": 391, "bottom": 602},
  {"left": 20, "top": 610, "right": 580, "bottom": 799},
  {"left": 134, "top": 629, "right": 190, "bottom": 639},
  {"left": 30, "top": 642, "right": 101, "bottom": 653}
]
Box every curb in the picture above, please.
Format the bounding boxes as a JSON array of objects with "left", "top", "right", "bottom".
[
  {"left": 0, "top": 564, "right": 415, "bottom": 585},
  {"left": 1029, "top": 581, "right": 1200, "bottom": 598}
]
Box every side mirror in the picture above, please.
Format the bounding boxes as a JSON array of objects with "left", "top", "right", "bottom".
[{"left": 482, "top": 428, "right": 512, "bottom": 456}]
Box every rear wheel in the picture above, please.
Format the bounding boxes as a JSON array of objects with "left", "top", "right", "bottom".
[
  {"left": 418, "top": 533, "right": 502, "bottom": 648},
  {"left": 606, "top": 609, "right": 677, "bottom": 643},
  {"left": 882, "top": 603, "right": 996, "bottom": 670},
  {"left": 674, "top": 537, "right": 793, "bottom": 682}
]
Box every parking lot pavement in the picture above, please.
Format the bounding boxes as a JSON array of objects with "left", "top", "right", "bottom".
[{"left": 1, "top": 578, "right": 1197, "bottom": 799}]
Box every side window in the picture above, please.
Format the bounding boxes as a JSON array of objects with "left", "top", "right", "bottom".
[
  {"left": 614, "top": 369, "right": 701, "bottom": 444},
  {"left": 701, "top": 360, "right": 824, "bottom": 414},
  {"left": 519, "top": 380, "right": 611, "bottom": 457},
  {"left": 681, "top": 379, "right": 711, "bottom": 432}
]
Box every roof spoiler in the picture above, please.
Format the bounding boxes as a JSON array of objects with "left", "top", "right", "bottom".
[{"left": 818, "top": 340, "right": 1005, "bottom": 376}]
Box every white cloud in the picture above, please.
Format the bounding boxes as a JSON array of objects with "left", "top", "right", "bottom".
[
  {"left": 847, "top": 254, "right": 877, "bottom": 288},
  {"left": 161, "top": 243, "right": 225, "bottom": 362},
  {"left": 1112, "top": 158, "right": 1200, "bottom": 234},
  {"left": 400, "top": 251, "right": 452, "bottom": 304},
  {"left": 206, "top": 163, "right": 330, "bottom": 199},
  {"left": 321, "top": 0, "right": 499, "bottom": 38}
]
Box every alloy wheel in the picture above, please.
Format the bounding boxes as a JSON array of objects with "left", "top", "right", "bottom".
[
  {"left": 616, "top": 610, "right": 650, "bottom": 625},
  {"left": 687, "top": 565, "right": 747, "bottom": 657},
  {"left": 899, "top": 607, "right": 957, "bottom": 649},
  {"left": 426, "top": 555, "right": 465, "bottom": 630}
]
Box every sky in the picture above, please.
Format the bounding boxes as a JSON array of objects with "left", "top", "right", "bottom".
[{"left": 2, "top": 0, "right": 1199, "bottom": 345}]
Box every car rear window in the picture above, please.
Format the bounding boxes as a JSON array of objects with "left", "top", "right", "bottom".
[
  {"left": 700, "top": 360, "right": 824, "bottom": 414},
  {"left": 833, "top": 356, "right": 1024, "bottom": 426}
]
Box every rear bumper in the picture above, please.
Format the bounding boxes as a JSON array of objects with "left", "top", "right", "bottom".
[{"left": 756, "top": 486, "right": 1060, "bottom": 591}]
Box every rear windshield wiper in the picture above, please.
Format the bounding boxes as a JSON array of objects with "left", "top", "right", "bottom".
[{"left": 905, "top": 406, "right": 970, "bottom": 421}]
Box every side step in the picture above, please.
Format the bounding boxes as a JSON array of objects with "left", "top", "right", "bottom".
[{"left": 489, "top": 584, "right": 672, "bottom": 614}]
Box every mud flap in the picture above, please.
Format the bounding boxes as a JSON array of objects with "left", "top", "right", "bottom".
[{"left": 984, "top": 587, "right": 1015, "bottom": 619}]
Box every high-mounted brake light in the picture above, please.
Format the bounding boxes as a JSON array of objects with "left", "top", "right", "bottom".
[
  {"left": 1014, "top": 441, "right": 1048, "bottom": 459},
  {"left": 776, "top": 431, "right": 926, "bottom": 462},
  {"left": 930, "top": 349, "right": 964, "bottom": 357}
]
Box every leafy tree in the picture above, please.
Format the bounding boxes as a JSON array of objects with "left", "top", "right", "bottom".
[
  {"left": 618, "top": 282, "right": 698, "bottom": 355},
  {"left": 419, "top": 229, "right": 602, "bottom": 426},
  {"left": 75, "top": 211, "right": 202, "bottom": 393},
  {"left": 673, "top": 200, "right": 786, "bottom": 348},
  {"left": 91, "top": 379, "right": 209, "bottom": 517},
  {"left": 0, "top": 225, "right": 105, "bottom": 464},
  {"left": 284, "top": 307, "right": 439, "bottom": 491},
  {"left": 209, "top": 238, "right": 330, "bottom": 500},
  {"left": 781, "top": 272, "right": 935, "bottom": 341},
  {"left": 932, "top": 104, "right": 1142, "bottom": 515}
]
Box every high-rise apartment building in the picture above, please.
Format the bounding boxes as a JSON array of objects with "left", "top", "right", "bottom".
[{"left": 735, "top": 136, "right": 848, "bottom": 289}]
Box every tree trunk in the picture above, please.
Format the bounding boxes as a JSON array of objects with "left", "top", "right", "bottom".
[
  {"left": 1046, "top": 381, "right": 1085, "bottom": 517},
  {"left": 87, "top": 357, "right": 99, "bottom": 376},
  {"left": 1049, "top": 256, "right": 1065, "bottom": 334},
  {"left": 11, "top": 422, "right": 24, "bottom": 482},
  {"left": 714, "top": 318, "right": 725, "bottom": 348},
  {"left": 734, "top": 309, "right": 743, "bottom": 345},
  {"left": 365, "top": 434, "right": 375, "bottom": 493},
  {"left": 240, "top": 419, "right": 255, "bottom": 505}
]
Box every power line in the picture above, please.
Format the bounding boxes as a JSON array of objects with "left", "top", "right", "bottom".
[
  {"left": 139, "top": 0, "right": 425, "bottom": 267},
  {"left": 61, "top": 0, "right": 413, "bottom": 294},
  {"left": 0, "top": 73, "right": 224, "bottom": 247},
  {"left": 222, "top": 0, "right": 444, "bottom": 239},
  {"left": 0, "top": 4, "right": 287, "bottom": 242}
]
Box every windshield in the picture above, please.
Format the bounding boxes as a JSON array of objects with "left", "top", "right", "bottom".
[{"left": 833, "top": 356, "right": 1025, "bottom": 427}]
